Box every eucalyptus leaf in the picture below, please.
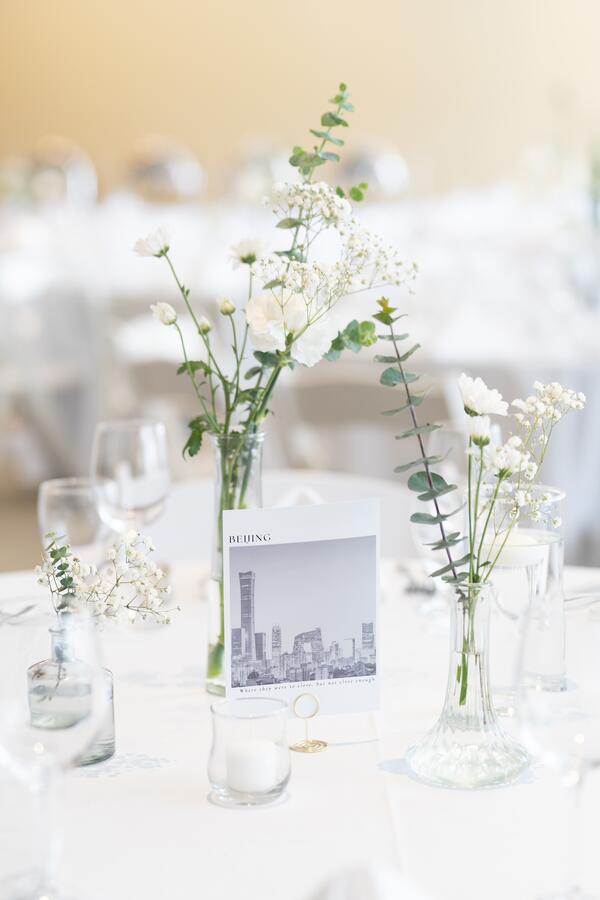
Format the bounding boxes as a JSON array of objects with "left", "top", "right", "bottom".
[
  {"left": 395, "top": 423, "right": 439, "bottom": 439},
  {"left": 380, "top": 368, "right": 419, "bottom": 386},
  {"left": 407, "top": 471, "right": 449, "bottom": 493},
  {"left": 393, "top": 454, "right": 445, "bottom": 473},
  {"left": 410, "top": 511, "right": 448, "bottom": 525}
]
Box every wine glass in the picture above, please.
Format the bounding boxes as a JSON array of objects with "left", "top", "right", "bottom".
[
  {"left": 90, "top": 419, "right": 169, "bottom": 534},
  {"left": 0, "top": 598, "right": 109, "bottom": 899},
  {"left": 516, "top": 595, "right": 600, "bottom": 899},
  {"left": 37, "top": 477, "right": 110, "bottom": 566}
]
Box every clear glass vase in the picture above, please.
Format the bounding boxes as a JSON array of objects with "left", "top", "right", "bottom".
[
  {"left": 406, "top": 582, "right": 528, "bottom": 789},
  {"left": 207, "top": 431, "right": 264, "bottom": 695},
  {"left": 27, "top": 613, "right": 116, "bottom": 766}
]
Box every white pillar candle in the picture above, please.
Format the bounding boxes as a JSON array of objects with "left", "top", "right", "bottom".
[
  {"left": 481, "top": 528, "right": 551, "bottom": 569},
  {"left": 225, "top": 738, "right": 279, "bottom": 794}
]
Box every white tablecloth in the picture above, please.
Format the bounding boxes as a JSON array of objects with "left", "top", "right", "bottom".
[{"left": 2, "top": 563, "right": 600, "bottom": 900}]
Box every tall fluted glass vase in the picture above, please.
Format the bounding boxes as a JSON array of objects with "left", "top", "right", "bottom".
[
  {"left": 206, "top": 432, "right": 264, "bottom": 695},
  {"left": 406, "top": 582, "right": 528, "bottom": 788}
]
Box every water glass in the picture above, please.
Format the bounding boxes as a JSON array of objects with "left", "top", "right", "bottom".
[
  {"left": 37, "top": 476, "right": 109, "bottom": 565},
  {"left": 488, "top": 485, "right": 566, "bottom": 714},
  {"left": 0, "top": 598, "right": 109, "bottom": 898},
  {"left": 516, "top": 595, "right": 600, "bottom": 899},
  {"left": 208, "top": 698, "right": 291, "bottom": 807},
  {"left": 91, "top": 419, "right": 169, "bottom": 533}
]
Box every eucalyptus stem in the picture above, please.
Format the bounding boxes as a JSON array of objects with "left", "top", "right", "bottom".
[{"left": 387, "top": 322, "right": 459, "bottom": 582}]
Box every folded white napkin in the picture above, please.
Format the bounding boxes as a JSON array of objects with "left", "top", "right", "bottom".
[{"left": 308, "top": 862, "right": 439, "bottom": 900}]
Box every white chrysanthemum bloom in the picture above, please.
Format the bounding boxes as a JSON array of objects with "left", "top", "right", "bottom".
[
  {"left": 469, "top": 415, "right": 491, "bottom": 446},
  {"left": 458, "top": 373, "right": 508, "bottom": 417},
  {"left": 216, "top": 296, "right": 236, "bottom": 316},
  {"left": 150, "top": 302, "right": 177, "bottom": 326},
  {"left": 133, "top": 226, "right": 171, "bottom": 257},
  {"left": 229, "top": 239, "right": 266, "bottom": 269},
  {"left": 198, "top": 316, "right": 212, "bottom": 335}
]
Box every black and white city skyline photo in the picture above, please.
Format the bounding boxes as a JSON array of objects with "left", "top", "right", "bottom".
[{"left": 228, "top": 535, "right": 377, "bottom": 688}]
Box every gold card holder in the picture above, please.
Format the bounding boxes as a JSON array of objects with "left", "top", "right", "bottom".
[{"left": 290, "top": 693, "right": 327, "bottom": 753}]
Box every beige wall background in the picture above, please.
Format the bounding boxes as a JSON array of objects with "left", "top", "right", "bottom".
[{"left": 2, "top": 0, "right": 600, "bottom": 193}]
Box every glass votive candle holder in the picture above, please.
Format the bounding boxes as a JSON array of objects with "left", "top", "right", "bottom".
[{"left": 208, "top": 698, "right": 291, "bottom": 807}]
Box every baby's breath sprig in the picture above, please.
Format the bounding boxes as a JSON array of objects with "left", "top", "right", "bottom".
[{"left": 36, "top": 531, "right": 177, "bottom": 625}]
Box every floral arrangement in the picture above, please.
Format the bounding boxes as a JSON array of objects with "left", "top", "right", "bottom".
[
  {"left": 375, "top": 296, "right": 586, "bottom": 586},
  {"left": 135, "top": 84, "right": 416, "bottom": 687},
  {"left": 374, "top": 298, "right": 586, "bottom": 704},
  {"left": 135, "top": 84, "right": 414, "bottom": 458},
  {"left": 36, "top": 531, "right": 175, "bottom": 625}
]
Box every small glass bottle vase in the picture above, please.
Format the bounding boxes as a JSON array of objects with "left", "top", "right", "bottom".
[
  {"left": 27, "top": 614, "right": 116, "bottom": 766},
  {"left": 406, "top": 582, "right": 528, "bottom": 789},
  {"left": 207, "top": 431, "right": 264, "bottom": 696}
]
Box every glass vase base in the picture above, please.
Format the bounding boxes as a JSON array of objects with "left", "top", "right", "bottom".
[
  {"left": 206, "top": 679, "right": 225, "bottom": 697},
  {"left": 76, "top": 735, "right": 116, "bottom": 766},
  {"left": 406, "top": 721, "right": 529, "bottom": 789},
  {"left": 208, "top": 788, "right": 289, "bottom": 809}
]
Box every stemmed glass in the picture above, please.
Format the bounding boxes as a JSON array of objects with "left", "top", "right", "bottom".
[
  {"left": 0, "top": 598, "right": 109, "bottom": 899},
  {"left": 516, "top": 595, "right": 600, "bottom": 899},
  {"left": 90, "top": 419, "right": 169, "bottom": 534},
  {"left": 38, "top": 477, "right": 110, "bottom": 567}
]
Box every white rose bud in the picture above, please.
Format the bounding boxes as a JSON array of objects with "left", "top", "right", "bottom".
[
  {"left": 198, "top": 316, "right": 212, "bottom": 334},
  {"left": 150, "top": 302, "right": 177, "bottom": 326},
  {"left": 469, "top": 415, "right": 491, "bottom": 447},
  {"left": 217, "top": 296, "right": 236, "bottom": 316}
]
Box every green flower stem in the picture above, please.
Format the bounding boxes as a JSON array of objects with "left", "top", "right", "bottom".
[
  {"left": 475, "top": 475, "right": 502, "bottom": 573},
  {"left": 470, "top": 444, "right": 485, "bottom": 580},
  {"left": 467, "top": 442, "right": 474, "bottom": 582}
]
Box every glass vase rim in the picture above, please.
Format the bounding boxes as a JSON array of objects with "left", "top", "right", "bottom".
[
  {"left": 453, "top": 580, "right": 495, "bottom": 592},
  {"left": 210, "top": 430, "right": 265, "bottom": 447},
  {"left": 211, "top": 697, "right": 286, "bottom": 719},
  {"left": 39, "top": 476, "right": 94, "bottom": 494}
]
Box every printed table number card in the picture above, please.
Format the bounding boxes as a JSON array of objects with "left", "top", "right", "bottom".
[{"left": 223, "top": 500, "right": 379, "bottom": 714}]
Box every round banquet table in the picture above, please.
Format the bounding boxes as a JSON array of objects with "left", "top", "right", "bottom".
[{"left": 2, "top": 563, "right": 600, "bottom": 900}]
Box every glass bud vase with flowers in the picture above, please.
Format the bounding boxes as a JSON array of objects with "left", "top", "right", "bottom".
[
  {"left": 373, "top": 297, "right": 586, "bottom": 787},
  {"left": 34, "top": 530, "right": 175, "bottom": 762},
  {"left": 135, "top": 84, "right": 416, "bottom": 694}
]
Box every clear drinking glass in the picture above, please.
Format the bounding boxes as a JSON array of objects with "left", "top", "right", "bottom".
[
  {"left": 91, "top": 419, "right": 170, "bottom": 534},
  {"left": 0, "top": 597, "right": 109, "bottom": 899},
  {"left": 208, "top": 697, "right": 291, "bottom": 807},
  {"left": 487, "top": 486, "right": 566, "bottom": 715},
  {"left": 38, "top": 476, "right": 110, "bottom": 567},
  {"left": 516, "top": 595, "right": 600, "bottom": 900}
]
